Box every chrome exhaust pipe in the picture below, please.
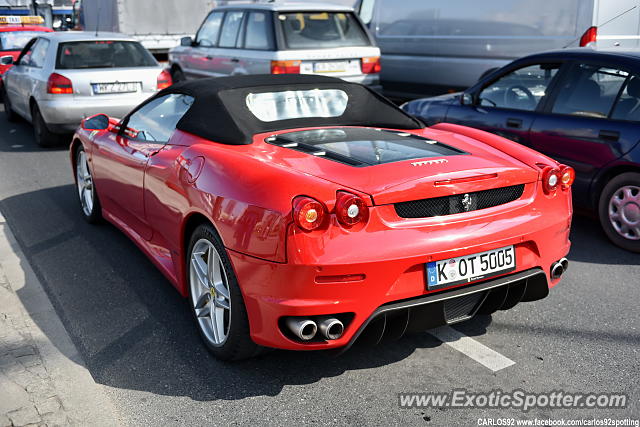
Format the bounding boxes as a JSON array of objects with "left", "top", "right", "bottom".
[
  {"left": 286, "top": 318, "right": 317, "bottom": 341},
  {"left": 559, "top": 257, "right": 569, "bottom": 273},
  {"left": 317, "top": 317, "right": 344, "bottom": 340},
  {"left": 551, "top": 261, "right": 564, "bottom": 280}
]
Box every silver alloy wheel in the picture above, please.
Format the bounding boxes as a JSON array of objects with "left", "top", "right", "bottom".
[
  {"left": 76, "top": 151, "right": 94, "bottom": 217},
  {"left": 189, "top": 239, "right": 232, "bottom": 346},
  {"left": 608, "top": 185, "right": 640, "bottom": 241}
]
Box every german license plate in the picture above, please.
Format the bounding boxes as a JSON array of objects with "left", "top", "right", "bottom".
[
  {"left": 314, "top": 61, "right": 347, "bottom": 73},
  {"left": 92, "top": 82, "right": 139, "bottom": 94},
  {"left": 426, "top": 246, "right": 515, "bottom": 291}
]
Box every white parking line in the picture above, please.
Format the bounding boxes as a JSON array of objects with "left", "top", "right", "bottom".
[{"left": 429, "top": 326, "right": 515, "bottom": 372}]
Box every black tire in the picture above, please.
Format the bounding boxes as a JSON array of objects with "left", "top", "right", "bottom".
[
  {"left": 187, "top": 223, "right": 262, "bottom": 360},
  {"left": 31, "top": 103, "right": 61, "bottom": 147},
  {"left": 3, "top": 88, "right": 19, "bottom": 122},
  {"left": 75, "top": 145, "right": 102, "bottom": 224},
  {"left": 598, "top": 172, "right": 640, "bottom": 253},
  {"left": 171, "top": 66, "right": 186, "bottom": 83}
]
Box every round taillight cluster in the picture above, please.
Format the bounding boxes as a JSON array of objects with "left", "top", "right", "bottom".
[
  {"left": 542, "top": 165, "right": 575, "bottom": 193},
  {"left": 335, "top": 191, "right": 368, "bottom": 226},
  {"left": 292, "top": 191, "right": 369, "bottom": 232},
  {"left": 293, "top": 196, "right": 326, "bottom": 231}
]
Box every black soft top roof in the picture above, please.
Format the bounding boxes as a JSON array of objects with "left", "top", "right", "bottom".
[{"left": 145, "top": 74, "right": 424, "bottom": 145}]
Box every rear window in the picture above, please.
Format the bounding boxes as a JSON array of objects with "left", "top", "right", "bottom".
[
  {"left": 278, "top": 12, "right": 370, "bottom": 49},
  {"left": 55, "top": 41, "right": 157, "bottom": 69},
  {"left": 268, "top": 128, "right": 465, "bottom": 167},
  {"left": 0, "top": 31, "right": 44, "bottom": 51}
]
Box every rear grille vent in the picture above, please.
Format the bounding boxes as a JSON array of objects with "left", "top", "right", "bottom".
[
  {"left": 395, "top": 184, "right": 525, "bottom": 218},
  {"left": 444, "top": 292, "right": 486, "bottom": 323}
]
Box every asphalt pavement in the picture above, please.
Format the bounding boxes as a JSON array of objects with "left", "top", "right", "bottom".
[{"left": 0, "top": 109, "right": 638, "bottom": 426}]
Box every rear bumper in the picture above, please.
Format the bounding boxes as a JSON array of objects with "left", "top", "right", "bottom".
[
  {"left": 228, "top": 181, "right": 572, "bottom": 351},
  {"left": 37, "top": 94, "right": 154, "bottom": 132}
]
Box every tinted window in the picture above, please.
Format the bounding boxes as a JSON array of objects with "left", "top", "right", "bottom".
[
  {"left": 219, "top": 11, "right": 244, "bottom": 48},
  {"left": 611, "top": 75, "right": 640, "bottom": 122},
  {"left": 0, "top": 31, "right": 42, "bottom": 51},
  {"left": 244, "top": 12, "right": 273, "bottom": 50},
  {"left": 479, "top": 64, "right": 560, "bottom": 111},
  {"left": 29, "top": 38, "right": 49, "bottom": 68},
  {"left": 376, "top": 0, "right": 581, "bottom": 37},
  {"left": 271, "top": 128, "right": 465, "bottom": 166},
  {"left": 552, "top": 64, "right": 628, "bottom": 118},
  {"left": 196, "top": 11, "right": 223, "bottom": 47},
  {"left": 126, "top": 94, "right": 194, "bottom": 143},
  {"left": 56, "top": 41, "right": 156, "bottom": 69},
  {"left": 278, "top": 12, "right": 370, "bottom": 49}
]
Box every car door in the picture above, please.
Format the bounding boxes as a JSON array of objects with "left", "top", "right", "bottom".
[
  {"left": 528, "top": 62, "right": 639, "bottom": 209},
  {"left": 21, "top": 37, "right": 49, "bottom": 119},
  {"left": 235, "top": 10, "right": 275, "bottom": 75},
  {"left": 91, "top": 94, "right": 192, "bottom": 240},
  {"left": 185, "top": 11, "right": 224, "bottom": 78},
  {"left": 5, "top": 38, "right": 36, "bottom": 116},
  {"left": 214, "top": 10, "right": 245, "bottom": 76},
  {"left": 445, "top": 62, "right": 564, "bottom": 147}
]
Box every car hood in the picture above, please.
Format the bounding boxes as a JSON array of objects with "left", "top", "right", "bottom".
[{"left": 256, "top": 127, "right": 539, "bottom": 205}]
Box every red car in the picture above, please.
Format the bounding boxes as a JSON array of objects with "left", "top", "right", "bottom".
[
  {"left": 70, "top": 75, "right": 574, "bottom": 360},
  {"left": 0, "top": 16, "right": 52, "bottom": 79}
]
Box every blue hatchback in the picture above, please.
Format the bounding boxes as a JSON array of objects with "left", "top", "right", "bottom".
[{"left": 403, "top": 49, "right": 640, "bottom": 253}]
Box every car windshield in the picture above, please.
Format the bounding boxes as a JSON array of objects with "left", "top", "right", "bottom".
[
  {"left": 0, "top": 31, "right": 42, "bottom": 51},
  {"left": 55, "top": 40, "right": 157, "bottom": 69},
  {"left": 278, "top": 12, "right": 370, "bottom": 49}
]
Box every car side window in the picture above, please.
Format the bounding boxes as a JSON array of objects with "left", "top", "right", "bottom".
[
  {"left": 218, "top": 11, "right": 244, "bottom": 48},
  {"left": 607, "top": 75, "right": 640, "bottom": 122},
  {"left": 551, "top": 64, "right": 628, "bottom": 119},
  {"left": 29, "top": 38, "right": 49, "bottom": 68},
  {"left": 17, "top": 40, "right": 36, "bottom": 66},
  {"left": 125, "top": 94, "right": 195, "bottom": 143},
  {"left": 243, "top": 12, "right": 273, "bottom": 50},
  {"left": 478, "top": 63, "right": 560, "bottom": 111},
  {"left": 196, "top": 11, "right": 224, "bottom": 47}
]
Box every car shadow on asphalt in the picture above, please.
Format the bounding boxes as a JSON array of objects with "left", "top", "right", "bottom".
[
  {"left": 0, "top": 114, "right": 71, "bottom": 153},
  {"left": 567, "top": 215, "right": 639, "bottom": 265},
  {"left": 0, "top": 183, "right": 634, "bottom": 401}
]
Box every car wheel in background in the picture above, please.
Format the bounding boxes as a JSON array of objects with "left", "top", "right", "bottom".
[
  {"left": 75, "top": 145, "right": 102, "bottom": 223},
  {"left": 598, "top": 172, "right": 640, "bottom": 253},
  {"left": 31, "top": 103, "right": 61, "bottom": 147},
  {"left": 187, "top": 223, "right": 261, "bottom": 360},
  {"left": 171, "top": 67, "right": 186, "bottom": 83},
  {"left": 3, "top": 89, "right": 19, "bottom": 122}
]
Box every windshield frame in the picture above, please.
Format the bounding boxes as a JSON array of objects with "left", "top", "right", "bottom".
[{"left": 275, "top": 11, "right": 373, "bottom": 50}]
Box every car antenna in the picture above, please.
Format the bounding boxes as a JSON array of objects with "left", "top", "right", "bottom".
[
  {"left": 95, "top": 2, "right": 101, "bottom": 37},
  {"left": 562, "top": 5, "right": 637, "bottom": 48}
]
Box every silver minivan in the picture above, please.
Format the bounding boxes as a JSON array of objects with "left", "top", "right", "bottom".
[
  {"left": 168, "top": 2, "right": 381, "bottom": 89},
  {"left": 357, "top": 0, "right": 640, "bottom": 98}
]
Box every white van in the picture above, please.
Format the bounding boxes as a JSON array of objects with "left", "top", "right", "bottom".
[{"left": 357, "top": 0, "right": 640, "bottom": 98}]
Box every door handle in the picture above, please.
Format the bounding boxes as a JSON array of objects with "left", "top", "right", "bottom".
[
  {"left": 598, "top": 130, "right": 619, "bottom": 142},
  {"left": 205, "top": 55, "right": 213, "bottom": 60},
  {"left": 506, "top": 118, "right": 523, "bottom": 129},
  {"left": 230, "top": 58, "right": 240, "bottom": 63}
]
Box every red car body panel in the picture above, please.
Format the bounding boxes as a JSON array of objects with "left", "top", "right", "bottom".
[
  {"left": 0, "top": 25, "right": 52, "bottom": 75},
  {"left": 71, "top": 117, "right": 572, "bottom": 351}
]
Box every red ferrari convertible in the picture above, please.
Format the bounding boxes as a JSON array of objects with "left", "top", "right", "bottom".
[{"left": 70, "top": 75, "right": 574, "bottom": 360}]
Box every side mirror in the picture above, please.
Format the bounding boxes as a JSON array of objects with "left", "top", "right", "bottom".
[
  {"left": 461, "top": 93, "right": 474, "bottom": 106},
  {"left": 82, "top": 114, "right": 110, "bottom": 131},
  {"left": 0, "top": 55, "right": 14, "bottom": 66},
  {"left": 180, "top": 36, "right": 193, "bottom": 47}
]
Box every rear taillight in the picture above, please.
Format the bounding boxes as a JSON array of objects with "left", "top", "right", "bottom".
[
  {"left": 157, "top": 69, "right": 172, "bottom": 90},
  {"left": 335, "top": 191, "right": 369, "bottom": 226},
  {"left": 47, "top": 73, "right": 73, "bottom": 94},
  {"left": 541, "top": 166, "right": 561, "bottom": 194},
  {"left": 579, "top": 26, "right": 597, "bottom": 47},
  {"left": 271, "top": 60, "right": 301, "bottom": 74},
  {"left": 361, "top": 56, "right": 380, "bottom": 74},
  {"left": 293, "top": 196, "right": 326, "bottom": 231},
  {"left": 560, "top": 165, "right": 575, "bottom": 189}
]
